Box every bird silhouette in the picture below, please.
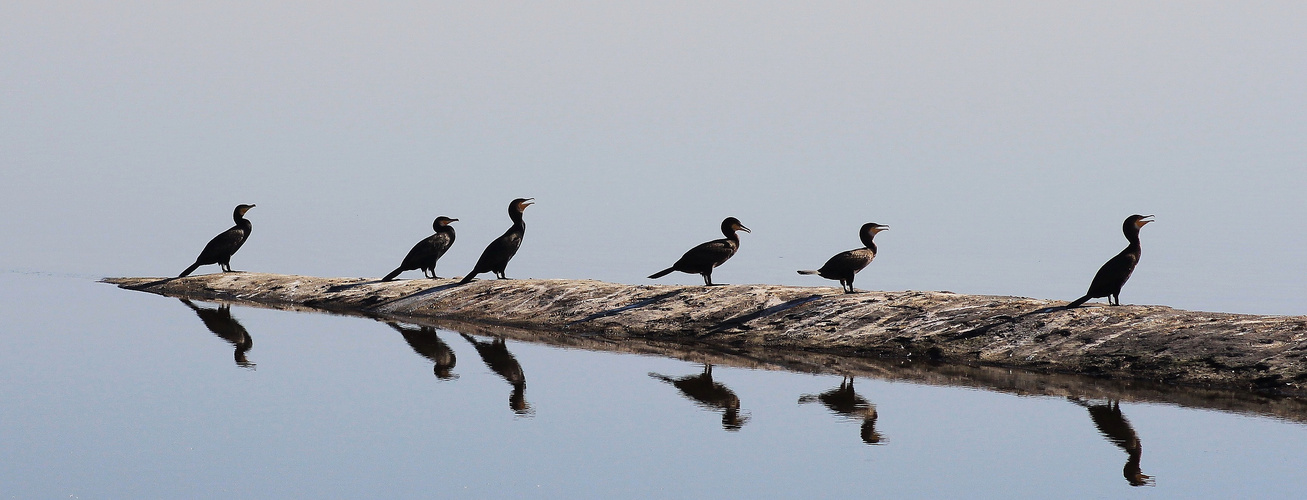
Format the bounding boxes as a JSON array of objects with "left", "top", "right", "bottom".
[
  {"left": 460, "top": 333, "right": 531, "bottom": 415},
  {"left": 650, "top": 364, "right": 749, "bottom": 431},
  {"left": 799, "top": 376, "right": 883, "bottom": 444},
  {"left": 387, "top": 322, "right": 458, "bottom": 380},
  {"left": 1070, "top": 397, "right": 1154, "bottom": 486},
  {"left": 178, "top": 299, "right": 255, "bottom": 368}
]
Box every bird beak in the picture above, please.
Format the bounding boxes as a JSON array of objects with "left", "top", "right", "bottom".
[
  {"left": 738, "top": 224, "right": 751, "bottom": 233},
  {"left": 520, "top": 199, "right": 535, "bottom": 209},
  {"left": 450, "top": 218, "right": 459, "bottom": 222},
  {"left": 1137, "top": 215, "right": 1155, "bottom": 227}
]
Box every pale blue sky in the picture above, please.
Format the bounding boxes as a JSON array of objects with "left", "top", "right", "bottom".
[{"left": 3, "top": 1, "right": 1304, "bottom": 313}]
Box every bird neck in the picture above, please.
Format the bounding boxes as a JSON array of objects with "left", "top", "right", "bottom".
[
  {"left": 1123, "top": 226, "right": 1141, "bottom": 249},
  {"left": 859, "top": 231, "right": 878, "bottom": 251},
  {"left": 509, "top": 210, "right": 526, "bottom": 228}
]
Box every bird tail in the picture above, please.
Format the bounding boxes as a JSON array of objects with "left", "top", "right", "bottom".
[
  {"left": 458, "top": 272, "right": 477, "bottom": 285},
  {"left": 178, "top": 262, "right": 201, "bottom": 278},
  {"left": 382, "top": 267, "right": 403, "bottom": 282},
  {"left": 648, "top": 267, "right": 675, "bottom": 279},
  {"left": 1067, "top": 295, "right": 1092, "bottom": 308},
  {"left": 797, "top": 270, "right": 818, "bottom": 275}
]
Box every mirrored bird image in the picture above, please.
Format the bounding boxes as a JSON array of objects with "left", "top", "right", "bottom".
[
  {"left": 649, "top": 364, "right": 749, "bottom": 431},
  {"left": 799, "top": 376, "right": 883, "bottom": 445},
  {"left": 388, "top": 322, "right": 458, "bottom": 380},
  {"left": 178, "top": 298, "right": 255, "bottom": 369},
  {"left": 1070, "top": 397, "right": 1154, "bottom": 486},
  {"left": 460, "top": 333, "right": 532, "bottom": 415}
]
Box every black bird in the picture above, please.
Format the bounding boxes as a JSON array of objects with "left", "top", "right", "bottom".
[
  {"left": 179, "top": 299, "right": 255, "bottom": 368},
  {"left": 649, "top": 364, "right": 749, "bottom": 431},
  {"left": 178, "top": 204, "right": 255, "bottom": 278},
  {"left": 648, "top": 217, "right": 750, "bottom": 286},
  {"left": 460, "top": 333, "right": 531, "bottom": 415},
  {"left": 459, "top": 198, "right": 533, "bottom": 284},
  {"left": 382, "top": 216, "right": 458, "bottom": 281},
  {"left": 387, "top": 322, "right": 458, "bottom": 380},
  {"left": 1070, "top": 398, "right": 1154, "bottom": 486},
  {"left": 798, "top": 223, "right": 889, "bottom": 293},
  {"left": 799, "top": 376, "right": 883, "bottom": 445},
  {"left": 1068, "top": 214, "right": 1154, "bottom": 307}
]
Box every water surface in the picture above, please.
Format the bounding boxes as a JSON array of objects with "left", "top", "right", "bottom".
[{"left": 2, "top": 272, "right": 1305, "bottom": 498}]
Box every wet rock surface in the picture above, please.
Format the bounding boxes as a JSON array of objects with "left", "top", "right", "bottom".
[{"left": 105, "top": 273, "right": 1307, "bottom": 397}]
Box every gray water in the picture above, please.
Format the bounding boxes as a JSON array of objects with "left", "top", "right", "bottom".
[{"left": 3, "top": 271, "right": 1305, "bottom": 498}]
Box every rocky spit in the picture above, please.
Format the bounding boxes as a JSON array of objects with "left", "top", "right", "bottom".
[{"left": 106, "top": 273, "right": 1307, "bottom": 407}]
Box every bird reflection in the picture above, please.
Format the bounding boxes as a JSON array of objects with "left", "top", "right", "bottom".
[
  {"left": 460, "top": 333, "right": 532, "bottom": 415},
  {"left": 179, "top": 299, "right": 255, "bottom": 369},
  {"left": 799, "top": 376, "right": 883, "bottom": 445},
  {"left": 1070, "top": 398, "right": 1154, "bottom": 486},
  {"left": 649, "top": 364, "right": 749, "bottom": 431},
  {"left": 387, "top": 322, "right": 458, "bottom": 380}
]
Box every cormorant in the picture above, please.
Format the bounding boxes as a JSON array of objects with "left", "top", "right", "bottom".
[
  {"left": 382, "top": 216, "right": 458, "bottom": 281},
  {"left": 798, "top": 222, "right": 889, "bottom": 293},
  {"left": 1068, "top": 214, "right": 1154, "bottom": 307},
  {"left": 648, "top": 217, "right": 750, "bottom": 286},
  {"left": 799, "top": 376, "right": 883, "bottom": 445},
  {"left": 179, "top": 204, "right": 255, "bottom": 278},
  {"left": 649, "top": 364, "right": 749, "bottom": 431},
  {"left": 458, "top": 198, "right": 533, "bottom": 284}
]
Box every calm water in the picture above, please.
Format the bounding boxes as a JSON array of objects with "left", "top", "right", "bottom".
[{"left": 2, "top": 271, "right": 1306, "bottom": 499}]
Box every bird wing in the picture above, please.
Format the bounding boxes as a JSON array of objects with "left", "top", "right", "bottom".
[
  {"left": 1086, "top": 251, "right": 1139, "bottom": 296},
  {"left": 196, "top": 226, "right": 248, "bottom": 262},
  {"left": 401, "top": 232, "right": 452, "bottom": 268},
  {"left": 471, "top": 231, "right": 523, "bottom": 272},
  {"left": 676, "top": 238, "right": 737, "bottom": 268},
  {"left": 818, "top": 248, "right": 873, "bottom": 275}
]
